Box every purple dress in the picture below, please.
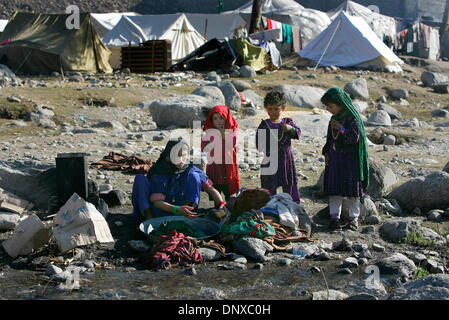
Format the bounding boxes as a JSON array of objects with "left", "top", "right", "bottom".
[
  {"left": 322, "top": 114, "right": 365, "bottom": 198},
  {"left": 256, "top": 117, "right": 301, "bottom": 202}
]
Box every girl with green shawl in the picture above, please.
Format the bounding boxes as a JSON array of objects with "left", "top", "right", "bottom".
[{"left": 320, "top": 87, "right": 370, "bottom": 231}]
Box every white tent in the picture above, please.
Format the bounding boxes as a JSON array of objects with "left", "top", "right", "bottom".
[
  {"left": 102, "top": 14, "right": 205, "bottom": 67},
  {"left": 327, "top": 1, "right": 397, "bottom": 39},
  {"left": 298, "top": 11, "right": 403, "bottom": 72},
  {"left": 91, "top": 12, "right": 139, "bottom": 37},
  {"left": 184, "top": 13, "right": 247, "bottom": 40},
  {"left": 0, "top": 19, "right": 8, "bottom": 33},
  {"left": 230, "top": 0, "right": 330, "bottom": 46}
]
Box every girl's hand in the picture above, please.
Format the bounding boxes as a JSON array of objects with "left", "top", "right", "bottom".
[
  {"left": 330, "top": 119, "right": 341, "bottom": 130},
  {"left": 324, "top": 153, "right": 329, "bottom": 166},
  {"left": 177, "top": 206, "right": 196, "bottom": 218},
  {"left": 282, "top": 123, "right": 292, "bottom": 132}
]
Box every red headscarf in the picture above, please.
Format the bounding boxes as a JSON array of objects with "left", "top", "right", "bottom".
[
  {"left": 201, "top": 105, "right": 240, "bottom": 196},
  {"left": 203, "top": 105, "right": 238, "bottom": 131}
]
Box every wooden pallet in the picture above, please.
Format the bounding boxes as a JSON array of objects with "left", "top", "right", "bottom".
[{"left": 121, "top": 40, "right": 172, "bottom": 73}]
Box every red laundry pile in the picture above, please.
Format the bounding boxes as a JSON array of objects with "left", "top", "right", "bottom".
[
  {"left": 90, "top": 151, "right": 153, "bottom": 174},
  {"left": 148, "top": 230, "right": 203, "bottom": 269}
]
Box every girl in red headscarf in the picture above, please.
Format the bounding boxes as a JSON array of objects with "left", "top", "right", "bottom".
[{"left": 201, "top": 105, "right": 240, "bottom": 200}]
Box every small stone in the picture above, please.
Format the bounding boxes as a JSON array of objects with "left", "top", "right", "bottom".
[
  {"left": 231, "top": 254, "right": 247, "bottom": 264},
  {"left": 279, "top": 258, "right": 292, "bottom": 266},
  {"left": 365, "top": 215, "right": 382, "bottom": 225},
  {"left": 359, "top": 249, "right": 373, "bottom": 259},
  {"left": 125, "top": 267, "right": 136, "bottom": 273},
  {"left": 352, "top": 244, "right": 369, "bottom": 252},
  {"left": 430, "top": 266, "right": 445, "bottom": 274},
  {"left": 341, "top": 257, "right": 359, "bottom": 268},
  {"left": 317, "top": 252, "right": 331, "bottom": 261},
  {"left": 358, "top": 258, "right": 369, "bottom": 265},
  {"left": 310, "top": 266, "right": 321, "bottom": 273},
  {"left": 185, "top": 267, "right": 197, "bottom": 275},
  {"left": 82, "top": 260, "right": 95, "bottom": 269},
  {"left": 422, "top": 259, "right": 438, "bottom": 271},
  {"left": 153, "top": 135, "right": 165, "bottom": 141},
  {"left": 362, "top": 226, "right": 375, "bottom": 233},
  {"left": 413, "top": 207, "right": 422, "bottom": 216},
  {"left": 254, "top": 263, "right": 264, "bottom": 270},
  {"left": 372, "top": 244, "right": 386, "bottom": 252},
  {"left": 50, "top": 271, "right": 73, "bottom": 283},
  {"left": 407, "top": 252, "right": 426, "bottom": 264},
  {"left": 339, "top": 268, "right": 353, "bottom": 275},
  {"left": 45, "top": 264, "right": 63, "bottom": 276},
  {"left": 427, "top": 210, "right": 443, "bottom": 222}
]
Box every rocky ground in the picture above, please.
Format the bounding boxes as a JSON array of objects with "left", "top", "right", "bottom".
[{"left": 0, "top": 57, "right": 448, "bottom": 300}]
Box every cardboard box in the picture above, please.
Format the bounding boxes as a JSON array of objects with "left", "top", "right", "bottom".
[
  {"left": 2, "top": 214, "right": 50, "bottom": 257},
  {"left": 52, "top": 193, "right": 114, "bottom": 253}
]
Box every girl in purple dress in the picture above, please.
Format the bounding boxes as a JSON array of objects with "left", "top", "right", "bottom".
[
  {"left": 256, "top": 91, "right": 301, "bottom": 203},
  {"left": 321, "top": 87, "right": 370, "bottom": 231}
]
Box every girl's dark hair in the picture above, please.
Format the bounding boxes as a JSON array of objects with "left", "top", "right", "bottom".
[
  {"left": 321, "top": 93, "right": 338, "bottom": 105},
  {"left": 264, "top": 91, "right": 287, "bottom": 108}
]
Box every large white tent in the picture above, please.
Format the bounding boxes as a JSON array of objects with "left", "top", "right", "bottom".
[
  {"left": 0, "top": 19, "right": 8, "bottom": 33},
  {"left": 184, "top": 13, "right": 247, "bottom": 40},
  {"left": 91, "top": 12, "right": 139, "bottom": 37},
  {"left": 298, "top": 11, "right": 403, "bottom": 72},
  {"left": 102, "top": 14, "right": 205, "bottom": 67},
  {"left": 230, "top": 0, "right": 330, "bottom": 46},
  {"left": 327, "top": 1, "right": 397, "bottom": 39}
]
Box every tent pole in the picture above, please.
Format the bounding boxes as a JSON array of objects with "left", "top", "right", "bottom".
[
  {"left": 313, "top": 19, "right": 342, "bottom": 71},
  {"left": 249, "top": 0, "right": 263, "bottom": 34},
  {"left": 60, "top": 56, "right": 65, "bottom": 81},
  {"left": 204, "top": 19, "right": 208, "bottom": 41}
]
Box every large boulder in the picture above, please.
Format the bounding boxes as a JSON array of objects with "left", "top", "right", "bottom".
[
  {"left": 375, "top": 252, "right": 417, "bottom": 279},
  {"left": 379, "top": 218, "right": 421, "bottom": 243},
  {"left": 275, "top": 85, "right": 325, "bottom": 109},
  {"left": 388, "top": 275, "right": 449, "bottom": 300},
  {"left": 149, "top": 95, "right": 211, "bottom": 128},
  {"left": 215, "top": 82, "right": 241, "bottom": 111},
  {"left": 231, "top": 80, "right": 252, "bottom": 92},
  {"left": 0, "top": 162, "right": 57, "bottom": 210},
  {"left": 377, "top": 103, "right": 402, "bottom": 120},
  {"left": 291, "top": 112, "right": 332, "bottom": 138},
  {"left": 387, "top": 171, "right": 449, "bottom": 212},
  {"left": 192, "top": 86, "right": 226, "bottom": 107},
  {"left": 353, "top": 100, "right": 369, "bottom": 114},
  {"left": 367, "top": 159, "right": 398, "bottom": 199},
  {"left": 239, "top": 65, "right": 256, "bottom": 78},
  {"left": 380, "top": 218, "right": 446, "bottom": 245},
  {"left": 241, "top": 89, "right": 264, "bottom": 108},
  {"left": 92, "top": 120, "right": 127, "bottom": 133},
  {"left": 421, "top": 71, "right": 449, "bottom": 87},
  {"left": 344, "top": 78, "right": 369, "bottom": 100},
  {"left": 366, "top": 110, "right": 392, "bottom": 126},
  {"left": 390, "top": 88, "right": 408, "bottom": 99}
]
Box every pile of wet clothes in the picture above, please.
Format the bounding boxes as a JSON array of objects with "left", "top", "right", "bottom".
[{"left": 146, "top": 188, "right": 314, "bottom": 269}]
